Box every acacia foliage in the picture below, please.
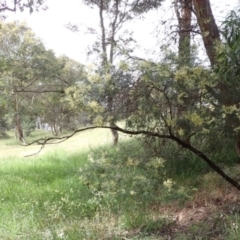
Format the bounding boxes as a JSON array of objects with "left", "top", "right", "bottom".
[
  {"left": 64, "top": 5, "right": 240, "bottom": 152},
  {"left": 63, "top": 31, "right": 240, "bottom": 190},
  {"left": 65, "top": 49, "right": 214, "bottom": 145}
]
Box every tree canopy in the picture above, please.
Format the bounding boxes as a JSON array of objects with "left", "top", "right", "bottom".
[{"left": 1, "top": 0, "right": 240, "bottom": 190}]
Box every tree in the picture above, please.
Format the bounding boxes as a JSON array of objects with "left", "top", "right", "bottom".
[
  {"left": 25, "top": 1, "right": 240, "bottom": 191},
  {"left": 0, "top": 21, "right": 63, "bottom": 141},
  {"left": 63, "top": 47, "right": 240, "bottom": 191},
  {"left": 191, "top": 1, "right": 240, "bottom": 157},
  {"left": 81, "top": 0, "right": 164, "bottom": 145}
]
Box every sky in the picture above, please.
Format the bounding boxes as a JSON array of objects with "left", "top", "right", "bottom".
[{"left": 5, "top": 0, "right": 239, "bottom": 65}]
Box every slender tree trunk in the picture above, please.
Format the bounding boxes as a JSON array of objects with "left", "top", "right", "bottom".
[
  {"left": 110, "top": 121, "right": 119, "bottom": 145},
  {"left": 175, "top": 0, "right": 192, "bottom": 65},
  {"left": 108, "top": 95, "right": 118, "bottom": 145},
  {"left": 36, "top": 116, "right": 42, "bottom": 129},
  {"left": 15, "top": 114, "right": 24, "bottom": 142},
  {"left": 51, "top": 123, "right": 59, "bottom": 136},
  {"left": 14, "top": 94, "right": 25, "bottom": 143},
  {"left": 99, "top": 0, "right": 119, "bottom": 145},
  {"left": 175, "top": 0, "right": 192, "bottom": 132}
]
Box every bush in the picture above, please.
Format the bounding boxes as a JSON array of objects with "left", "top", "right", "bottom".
[{"left": 79, "top": 139, "right": 193, "bottom": 217}]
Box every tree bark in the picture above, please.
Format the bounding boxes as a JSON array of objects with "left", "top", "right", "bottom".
[
  {"left": 14, "top": 93, "right": 25, "bottom": 143},
  {"left": 193, "top": 0, "right": 240, "bottom": 158},
  {"left": 175, "top": 0, "right": 192, "bottom": 65},
  {"left": 110, "top": 122, "right": 119, "bottom": 145},
  {"left": 15, "top": 114, "right": 24, "bottom": 142},
  {"left": 99, "top": 0, "right": 119, "bottom": 145},
  {"left": 193, "top": 0, "right": 220, "bottom": 66}
]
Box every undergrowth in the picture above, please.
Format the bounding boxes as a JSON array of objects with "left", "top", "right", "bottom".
[{"left": 0, "top": 135, "right": 240, "bottom": 239}]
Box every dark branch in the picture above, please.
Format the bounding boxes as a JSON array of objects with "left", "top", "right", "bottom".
[
  {"left": 0, "top": 0, "right": 18, "bottom": 12},
  {"left": 14, "top": 89, "right": 65, "bottom": 93},
  {"left": 25, "top": 125, "right": 172, "bottom": 146},
  {"left": 25, "top": 125, "right": 240, "bottom": 191}
]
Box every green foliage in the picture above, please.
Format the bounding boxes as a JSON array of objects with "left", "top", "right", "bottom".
[
  {"left": 209, "top": 10, "right": 240, "bottom": 139},
  {"left": 0, "top": 150, "right": 93, "bottom": 239},
  {"left": 1, "top": 129, "right": 240, "bottom": 239},
  {"left": 0, "top": 22, "right": 87, "bottom": 138},
  {"left": 79, "top": 139, "right": 195, "bottom": 217},
  {"left": 217, "top": 10, "right": 240, "bottom": 81},
  {"left": 65, "top": 63, "right": 134, "bottom": 126},
  {"left": 0, "top": 21, "right": 58, "bottom": 138},
  {"left": 0, "top": 98, "right": 9, "bottom": 138},
  {"left": 65, "top": 42, "right": 240, "bottom": 168}
]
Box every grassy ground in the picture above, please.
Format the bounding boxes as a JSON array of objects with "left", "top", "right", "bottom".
[
  {"left": 0, "top": 128, "right": 128, "bottom": 158},
  {"left": 1, "top": 129, "right": 240, "bottom": 239}
]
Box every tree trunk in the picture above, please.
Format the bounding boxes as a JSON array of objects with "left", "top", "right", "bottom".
[
  {"left": 36, "top": 116, "right": 42, "bottom": 129},
  {"left": 193, "top": 0, "right": 220, "bottom": 66},
  {"left": 193, "top": 0, "right": 240, "bottom": 157},
  {"left": 99, "top": 0, "right": 119, "bottom": 145},
  {"left": 51, "top": 123, "right": 59, "bottom": 136},
  {"left": 107, "top": 95, "right": 119, "bottom": 145},
  {"left": 174, "top": 0, "right": 192, "bottom": 125},
  {"left": 110, "top": 122, "right": 119, "bottom": 145},
  {"left": 15, "top": 114, "right": 24, "bottom": 142},
  {"left": 14, "top": 93, "right": 25, "bottom": 143},
  {"left": 175, "top": 0, "right": 192, "bottom": 65}
]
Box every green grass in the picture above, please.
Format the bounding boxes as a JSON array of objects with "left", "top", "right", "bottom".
[
  {"left": 0, "top": 129, "right": 131, "bottom": 239},
  {"left": 0, "top": 151, "right": 91, "bottom": 239},
  {"left": 1, "top": 130, "right": 240, "bottom": 239}
]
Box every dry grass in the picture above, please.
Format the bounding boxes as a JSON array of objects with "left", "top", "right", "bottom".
[{"left": 140, "top": 169, "right": 240, "bottom": 239}]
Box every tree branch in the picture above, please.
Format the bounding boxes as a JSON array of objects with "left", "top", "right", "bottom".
[
  {"left": 0, "top": 0, "right": 18, "bottom": 12},
  {"left": 25, "top": 125, "right": 240, "bottom": 191}
]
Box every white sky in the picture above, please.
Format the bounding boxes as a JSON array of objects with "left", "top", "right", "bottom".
[{"left": 5, "top": 0, "right": 239, "bottom": 64}]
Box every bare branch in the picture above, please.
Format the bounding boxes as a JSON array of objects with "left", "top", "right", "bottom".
[
  {"left": 24, "top": 144, "right": 45, "bottom": 157},
  {"left": 14, "top": 89, "right": 65, "bottom": 93},
  {"left": 0, "top": 0, "right": 18, "bottom": 12},
  {"left": 26, "top": 125, "right": 172, "bottom": 147}
]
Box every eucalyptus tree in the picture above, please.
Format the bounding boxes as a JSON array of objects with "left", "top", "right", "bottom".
[
  {"left": 0, "top": 21, "right": 63, "bottom": 141},
  {"left": 80, "top": 0, "right": 163, "bottom": 145},
  {"left": 212, "top": 10, "right": 240, "bottom": 158},
  {"left": 189, "top": 1, "right": 240, "bottom": 157}
]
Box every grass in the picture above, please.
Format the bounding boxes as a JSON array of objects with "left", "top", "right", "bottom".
[
  {"left": 0, "top": 128, "right": 129, "bottom": 158},
  {"left": 0, "top": 151, "right": 89, "bottom": 238},
  {"left": 1, "top": 129, "right": 240, "bottom": 239}
]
